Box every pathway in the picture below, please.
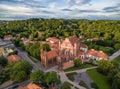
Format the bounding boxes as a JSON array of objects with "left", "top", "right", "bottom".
[
  {"left": 109, "top": 49, "right": 120, "bottom": 60},
  {"left": 58, "top": 72, "right": 86, "bottom": 89},
  {"left": 60, "top": 67, "right": 97, "bottom": 89},
  {"left": 74, "top": 72, "right": 93, "bottom": 89},
  {"left": 65, "top": 66, "right": 97, "bottom": 74}
]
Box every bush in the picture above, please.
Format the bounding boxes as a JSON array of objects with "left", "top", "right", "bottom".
[
  {"left": 79, "top": 81, "right": 89, "bottom": 89},
  {"left": 91, "top": 82, "right": 99, "bottom": 89}
]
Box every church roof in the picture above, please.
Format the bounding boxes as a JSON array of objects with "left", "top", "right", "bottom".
[{"left": 69, "top": 35, "right": 81, "bottom": 46}]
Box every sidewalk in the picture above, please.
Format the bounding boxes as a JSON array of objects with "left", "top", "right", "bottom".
[{"left": 0, "top": 80, "right": 14, "bottom": 89}]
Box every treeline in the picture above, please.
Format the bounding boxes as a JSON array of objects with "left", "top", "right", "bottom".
[{"left": 0, "top": 18, "right": 120, "bottom": 52}]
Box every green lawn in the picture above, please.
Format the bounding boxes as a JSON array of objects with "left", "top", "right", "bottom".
[
  {"left": 63, "top": 81, "right": 79, "bottom": 89},
  {"left": 87, "top": 69, "right": 111, "bottom": 89},
  {"left": 66, "top": 72, "right": 77, "bottom": 81},
  {"left": 113, "top": 55, "right": 120, "bottom": 63},
  {"left": 64, "top": 63, "right": 96, "bottom": 72}
]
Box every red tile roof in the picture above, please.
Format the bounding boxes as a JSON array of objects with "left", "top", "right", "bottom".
[
  {"left": 80, "top": 44, "right": 88, "bottom": 48},
  {"left": 46, "top": 50, "right": 58, "bottom": 60},
  {"left": 38, "top": 31, "right": 44, "bottom": 35},
  {"left": 46, "top": 37, "right": 60, "bottom": 43},
  {"left": 63, "top": 61, "right": 74, "bottom": 69},
  {"left": 87, "top": 49, "right": 108, "bottom": 59},
  {"left": 7, "top": 55, "right": 20, "bottom": 62},
  {"left": 18, "top": 83, "right": 42, "bottom": 89},
  {"left": 21, "top": 37, "right": 29, "bottom": 42},
  {"left": 27, "top": 83, "right": 42, "bottom": 89},
  {"left": 49, "top": 43, "right": 59, "bottom": 49},
  {"left": 4, "top": 35, "right": 12, "bottom": 39},
  {"left": 77, "top": 50, "right": 85, "bottom": 56},
  {"left": 69, "top": 35, "right": 81, "bottom": 46}
]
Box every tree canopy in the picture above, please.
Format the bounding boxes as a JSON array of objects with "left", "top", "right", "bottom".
[
  {"left": 10, "top": 61, "right": 32, "bottom": 82},
  {"left": 30, "top": 69, "right": 44, "bottom": 83},
  {"left": 0, "top": 56, "right": 8, "bottom": 67}
]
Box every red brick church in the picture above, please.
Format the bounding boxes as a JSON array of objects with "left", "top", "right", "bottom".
[{"left": 41, "top": 35, "right": 108, "bottom": 69}]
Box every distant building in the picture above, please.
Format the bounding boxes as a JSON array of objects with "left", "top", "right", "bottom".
[
  {"left": 4, "top": 35, "right": 13, "bottom": 40},
  {"left": 7, "top": 55, "right": 20, "bottom": 62},
  {"left": 86, "top": 49, "right": 108, "bottom": 60},
  {"left": 18, "top": 83, "right": 42, "bottom": 89},
  {"left": 46, "top": 37, "right": 60, "bottom": 44},
  {"left": 2, "top": 47, "right": 14, "bottom": 57},
  {"left": 21, "top": 37, "right": 30, "bottom": 45},
  {"left": 38, "top": 31, "right": 44, "bottom": 35}
]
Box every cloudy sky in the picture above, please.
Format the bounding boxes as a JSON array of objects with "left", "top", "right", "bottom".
[{"left": 0, "top": 0, "right": 120, "bottom": 20}]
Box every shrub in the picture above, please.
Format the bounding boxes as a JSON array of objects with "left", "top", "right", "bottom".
[{"left": 91, "top": 82, "right": 99, "bottom": 89}]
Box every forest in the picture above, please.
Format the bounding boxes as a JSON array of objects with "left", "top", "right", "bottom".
[{"left": 0, "top": 18, "right": 120, "bottom": 55}]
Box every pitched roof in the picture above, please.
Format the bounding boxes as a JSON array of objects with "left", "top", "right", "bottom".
[
  {"left": 4, "top": 35, "right": 13, "bottom": 38},
  {"left": 46, "top": 50, "right": 58, "bottom": 59},
  {"left": 18, "top": 83, "right": 42, "bottom": 89},
  {"left": 7, "top": 55, "right": 20, "bottom": 62},
  {"left": 63, "top": 61, "right": 74, "bottom": 69},
  {"left": 38, "top": 31, "right": 44, "bottom": 35},
  {"left": 87, "top": 49, "right": 108, "bottom": 59},
  {"left": 46, "top": 37, "right": 59, "bottom": 43},
  {"left": 69, "top": 35, "right": 81, "bottom": 46},
  {"left": 49, "top": 43, "right": 59, "bottom": 49},
  {"left": 77, "top": 50, "right": 85, "bottom": 56},
  {"left": 27, "top": 83, "right": 42, "bottom": 89},
  {"left": 80, "top": 44, "right": 88, "bottom": 48},
  {"left": 21, "top": 37, "right": 29, "bottom": 42}
]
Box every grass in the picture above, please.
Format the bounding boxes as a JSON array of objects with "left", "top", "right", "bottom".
[
  {"left": 63, "top": 81, "right": 79, "bottom": 89},
  {"left": 65, "top": 81, "right": 73, "bottom": 86},
  {"left": 113, "top": 55, "right": 120, "bottom": 63},
  {"left": 87, "top": 69, "right": 111, "bottom": 89},
  {"left": 66, "top": 72, "right": 77, "bottom": 81},
  {"left": 64, "top": 63, "right": 96, "bottom": 72},
  {"left": 79, "top": 81, "right": 89, "bottom": 89}
]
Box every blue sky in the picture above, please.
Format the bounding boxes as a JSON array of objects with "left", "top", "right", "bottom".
[{"left": 0, "top": 0, "right": 120, "bottom": 20}]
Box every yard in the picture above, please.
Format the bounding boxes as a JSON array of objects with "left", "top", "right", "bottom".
[
  {"left": 66, "top": 72, "right": 77, "bottom": 81},
  {"left": 87, "top": 69, "right": 111, "bottom": 89},
  {"left": 64, "top": 63, "right": 96, "bottom": 72}
]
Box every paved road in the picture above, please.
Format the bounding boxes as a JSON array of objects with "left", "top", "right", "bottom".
[
  {"left": 109, "top": 49, "right": 120, "bottom": 60},
  {"left": 4, "top": 80, "right": 30, "bottom": 89}
]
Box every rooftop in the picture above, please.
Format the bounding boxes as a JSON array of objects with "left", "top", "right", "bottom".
[{"left": 7, "top": 55, "right": 20, "bottom": 62}]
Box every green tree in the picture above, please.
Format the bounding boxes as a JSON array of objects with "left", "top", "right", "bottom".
[
  {"left": 30, "top": 70, "right": 44, "bottom": 83},
  {"left": 114, "top": 43, "right": 120, "bottom": 50},
  {"left": 41, "top": 43, "right": 51, "bottom": 52},
  {"left": 61, "top": 82, "right": 71, "bottom": 89},
  {"left": 97, "top": 60, "right": 114, "bottom": 75},
  {"left": 112, "top": 72, "right": 120, "bottom": 89},
  {"left": 0, "top": 56, "right": 8, "bottom": 67},
  {"left": 10, "top": 61, "right": 32, "bottom": 82},
  {"left": 74, "top": 58, "right": 82, "bottom": 67},
  {"left": 45, "top": 71, "right": 60, "bottom": 88}
]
